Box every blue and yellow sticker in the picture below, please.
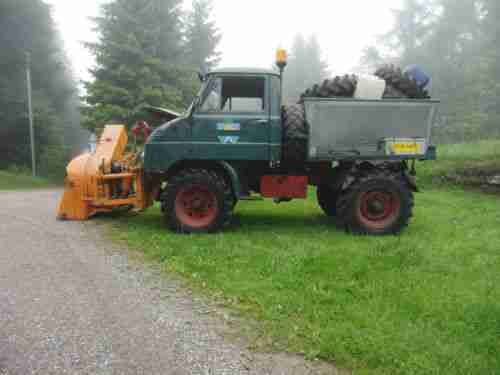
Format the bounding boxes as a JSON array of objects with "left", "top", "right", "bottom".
[
  {"left": 218, "top": 136, "right": 240, "bottom": 144},
  {"left": 217, "top": 122, "right": 241, "bottom": 132}
]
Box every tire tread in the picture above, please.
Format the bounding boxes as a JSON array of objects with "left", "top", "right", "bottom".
[{"left": 161, "top": 168, "right": 235, "bottom": 234}]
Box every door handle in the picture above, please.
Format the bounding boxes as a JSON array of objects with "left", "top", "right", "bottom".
[{"left": 256, "top": 119, "right": 269, "bottom": 124}]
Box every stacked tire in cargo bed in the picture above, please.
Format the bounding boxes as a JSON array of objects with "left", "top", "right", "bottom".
[
  {"left": 281, "top": 65, "right": 431, "bottom": 163},
  {"left": 374, "top": 65, "right": 430, "bottom": 100},
  {"left": 301, "top": 74, "right": 358, "bottom": 99},
  {"left": 282, "top": 75, "right": 359, "bottom": 163}
]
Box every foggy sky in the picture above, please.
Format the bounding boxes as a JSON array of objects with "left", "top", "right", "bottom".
[{"left": 46, "top": 0, "right": 402, "bottom": 83}]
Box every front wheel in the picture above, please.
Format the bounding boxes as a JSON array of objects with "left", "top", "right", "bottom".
[
  {"left": 335, "top": 171, "right": 414, "bottom": 235},
  {"left": 161, "top": 169, "right": 235, "bottom": 233}
]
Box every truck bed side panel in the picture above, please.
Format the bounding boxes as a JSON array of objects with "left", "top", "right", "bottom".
[{"left": 304, "top": 99, "right": 439, "bottom": 161}]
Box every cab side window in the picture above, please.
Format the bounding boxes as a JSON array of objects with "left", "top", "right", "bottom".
[{"left": 200, "top": 76, "right": 266, "bottom": 113}]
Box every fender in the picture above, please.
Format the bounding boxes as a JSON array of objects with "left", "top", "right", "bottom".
[{"left": 164, "top": 160, "right": 241, "bottom": 199}]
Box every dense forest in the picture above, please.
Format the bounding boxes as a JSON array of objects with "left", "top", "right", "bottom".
[
  {"left": 359, "top": 0, "right": 500, "bottom": 143},
  {"left": 0, "top": 0, "right": 85, "bottom": 178},
  {"left": 0, "top": 0, "right": 220, "bottom": 178}
]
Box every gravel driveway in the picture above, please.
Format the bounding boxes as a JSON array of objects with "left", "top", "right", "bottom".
[{"left": 0, "top": 190, "right": 340, "bottom": 375}]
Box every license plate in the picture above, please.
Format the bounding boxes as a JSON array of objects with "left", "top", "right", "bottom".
[
  {"left": 392, "top": 142, "right": 423, "bottom": 155},
  {"left": 384, "top": 138, "right": 427, "bottom": 156}
]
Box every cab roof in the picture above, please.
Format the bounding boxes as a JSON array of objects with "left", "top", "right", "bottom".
[{"left": 208, "top": 67, "right": 280, "bottom": 77}]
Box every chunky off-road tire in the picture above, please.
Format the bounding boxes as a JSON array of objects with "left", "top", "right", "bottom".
[
  {"left": 335, "top": 169, "right": 414, "bottom": 235},
  {"left": 375, "top": 64, "right": 430, "bottom": 99},
  {"left": 282, "top": 104, "right": 308, "bottom": 163},
  {"left": 301, "top": 75, "right": 358, "bottom": 99},
  {"left": 382, "top": 84, "right": 406, "bottom": 99},
  {"left": 161, "top": 169, "right": 235, "bottom": 234},
  {"left": 317, "top": 185, "right": 340, "bottom": 217}
]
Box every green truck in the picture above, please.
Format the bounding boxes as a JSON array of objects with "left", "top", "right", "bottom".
[{"left": 142, "top": 57, "right": 439, "bottom": 235}]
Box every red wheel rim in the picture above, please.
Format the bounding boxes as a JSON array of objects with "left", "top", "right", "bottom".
[
  {"left": 358, "top": 190, "right": 401, "bottom": 230},
  {"left": 175, "top": 185, "right": 218, "bottom": 229}
]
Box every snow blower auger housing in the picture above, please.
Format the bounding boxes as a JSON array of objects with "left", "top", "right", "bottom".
[{"left": 57, "top": 125, "right": 153, "bottom": 221}]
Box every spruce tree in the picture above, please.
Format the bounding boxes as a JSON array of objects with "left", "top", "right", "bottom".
[
  {"left": 357, "top": 46, "right": 385, "bottom": 74},
  {"left": 284, "top": 33, "right": 328, "bottom": 102},
  {"left": 384, "top": 0, "right": 436, "bottom": 65},
  {"left": 83, "top": 0, "right": 199, "bottom": 133},
  {"left": 0, "top": 0, "right": 82, "bottom": 177},
  {"left": 184, "top": 0, "right": 221, "bottom": 69},
  {"left": 304, "top": 35, "right": 329, "bottom": 84},
  {"left": 480, "top": 0, "right": 500, "bottom": 136}
]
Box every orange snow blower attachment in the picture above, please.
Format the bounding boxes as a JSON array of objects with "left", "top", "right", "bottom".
[{"left": 57, "top": 125, "right": 153, "bottom": 221}]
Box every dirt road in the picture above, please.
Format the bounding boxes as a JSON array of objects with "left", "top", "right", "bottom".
[{"left": 0, "top": 190, "right": 338, "bottom": 375}]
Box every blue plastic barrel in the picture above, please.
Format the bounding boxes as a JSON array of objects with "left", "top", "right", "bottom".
[{"left": 404, "top": 65, "right": 431, "bottom": 88}]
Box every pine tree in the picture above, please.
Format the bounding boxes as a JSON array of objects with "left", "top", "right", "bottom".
[
  {"left": 480, "top": 0, "right": 500, "bottom": 136},
  {"left": 184, "top": 0, "right": 221, "bottom": 69},
  {"left": 304, "top": 35, "right": 329, "bottom": 84},
  {"left": 357, "top": 46, "right": 386, "bottom": 74},
  {"left": 83, "top": 0, "right": 199, "bottom": 133},
  {"left": 0, "top": 0, "right": 82, "bottom": 177},
  {"left": 383, "top": 0, "right": 436, "bottom": 64},
  {"left": 284, "top": 34, "right": 307, "bottom": 102},
  {"left": 426, "top": 0, "right": 483, "bottom": 140},
  {"left": 284, "top": 33, "right": 328, "bottom": 102}
]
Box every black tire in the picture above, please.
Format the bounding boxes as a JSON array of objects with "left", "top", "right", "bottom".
[
  {"left": 161, "top": 169, "right": 235, "bottom": 234},
  {"left": 375, "top": 64, "right": 430, "bottom": 99},
  {"left": 335, "top": 169, "right": 414, "bottom": 235},
  {"left": 317, "top": 185, "right": 340, "bottom": 217},
  {"left": 301, "top": 75, "right": 358, "bottom": 99},
  {"left": 383, "top": 84, "right": 406, "bottom": 99},
  {"left": 282, "top": 104, "right": 308, "bottom": 163}
]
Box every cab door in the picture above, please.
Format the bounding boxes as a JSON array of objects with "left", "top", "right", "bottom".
[{"left": 191, "top": 75, "right": 271, "bottom": 161}]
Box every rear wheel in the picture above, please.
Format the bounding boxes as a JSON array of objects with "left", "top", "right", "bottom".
[
  {"left": 162, "top": 169, "right": 234, "bottom": 233},
  {"left": 317, "top": 185, "right": 340, "bottom": 217},
  {"left": 335, "top": 170, "right": 414, "bottom": 235}
]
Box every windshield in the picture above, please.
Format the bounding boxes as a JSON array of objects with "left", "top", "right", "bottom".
[
  {"left": 200, "top": 77, "right": 222, "bottom": 112},
  {"left": 186, "top": 81, "right": 208, "bottom": 115}
]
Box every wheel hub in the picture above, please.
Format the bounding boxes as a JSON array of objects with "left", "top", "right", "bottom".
[
  {"left": 368, "top": 199, "right": 385, "bottom": 215},
  {"left": 175, "top": 186, "right": 218, "bottom": 228},
  {"left": 359, "top": 190, "right": 401, "bottom": 229}
]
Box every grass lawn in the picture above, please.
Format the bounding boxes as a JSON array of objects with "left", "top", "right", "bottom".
[
  {"left": 109, "top": 141, "right": 500, "bottom": 375},
  {"left": 419, "top": 140, "right": 500, "bottom": 185},
  {"left": 0, "top": 170, "right": 54, "bottom": 190}
]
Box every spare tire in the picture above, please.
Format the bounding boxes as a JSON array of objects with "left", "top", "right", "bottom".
[
  {"left": 301, "top": 75, "right": 358, "bottom": 99},
  {"left": 282, "top": 104, "right": 307, "bottom": 163},
  {"left": 375, "top": 64, "right": 430, "bottom": 99},
  {"left": 383, "top": 84, "right": 406, "bottom": 99}
]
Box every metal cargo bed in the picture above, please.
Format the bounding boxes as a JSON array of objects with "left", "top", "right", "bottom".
[{"left": 303, "top": 98, "right": 440, "bottom": 161}]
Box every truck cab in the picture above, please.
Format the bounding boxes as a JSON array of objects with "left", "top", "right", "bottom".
[{"left": 144, "top": 68, "right": 282, "bottom": 174}]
